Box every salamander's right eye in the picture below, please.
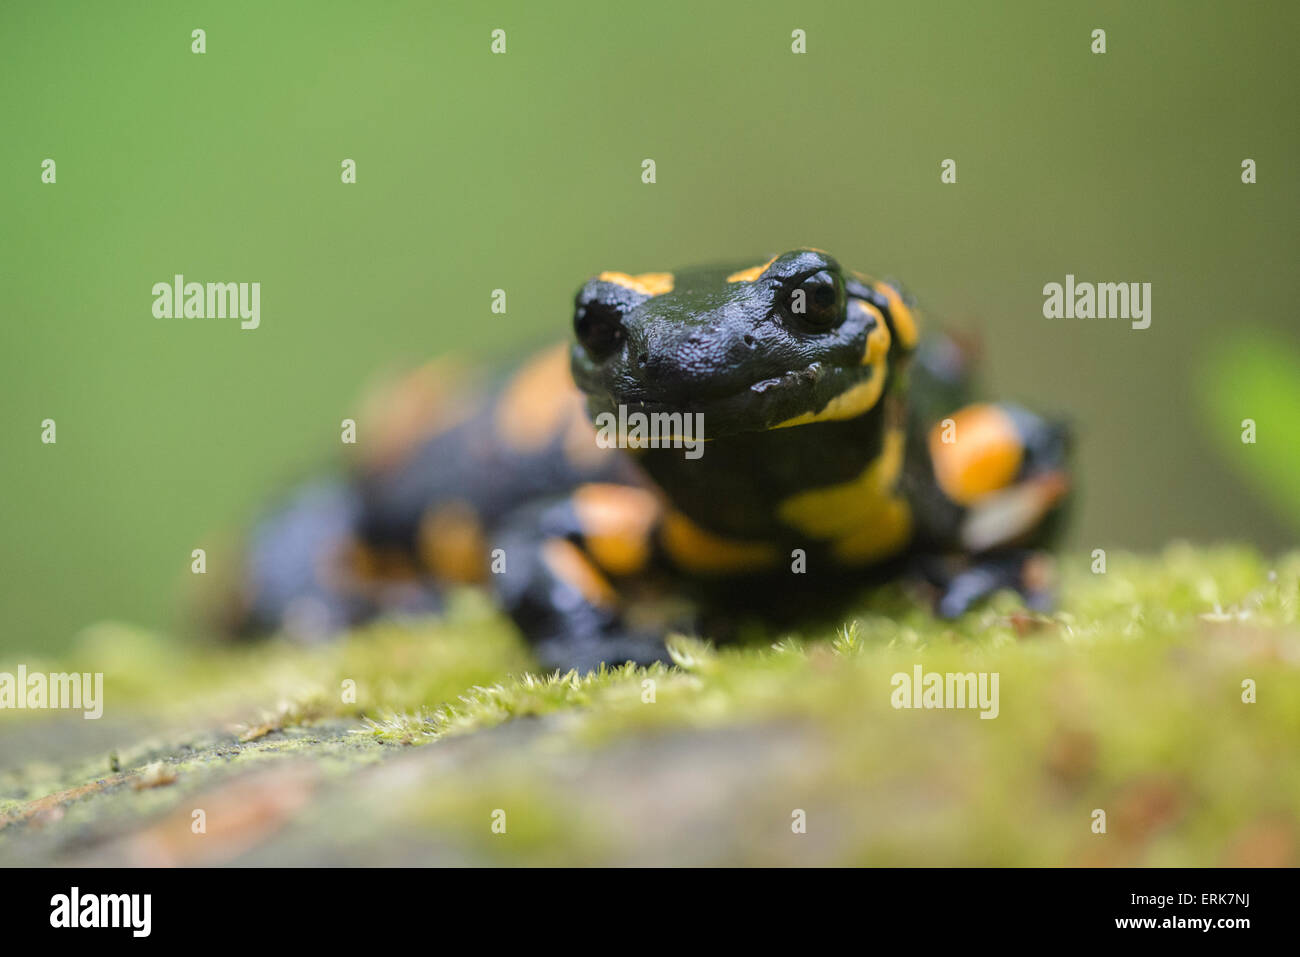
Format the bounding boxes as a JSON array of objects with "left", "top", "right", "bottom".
[{"left": 785, "top": 269, "right": 845, "bottom": 331}]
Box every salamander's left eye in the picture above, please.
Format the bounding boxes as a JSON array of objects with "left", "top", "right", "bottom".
[{"left": 786, "top": 270, "right": 844, "bottom": 330}]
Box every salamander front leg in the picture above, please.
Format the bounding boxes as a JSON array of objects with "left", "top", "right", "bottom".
[{"left": 491, "top": 499, "right": 673, "bottom": 673}]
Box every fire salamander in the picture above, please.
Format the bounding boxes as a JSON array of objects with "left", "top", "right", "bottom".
[{"left": 232, "top": 249, "right": 1070, "bottom": 671}]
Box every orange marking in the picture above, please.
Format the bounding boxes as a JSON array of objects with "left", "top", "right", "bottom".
[
  {"left": 726, "top": 256, "right": 779, "bottom": 283},
  {"left": 832, "top": 495, "right": 913, "bottom": 564},
  {"left": 571, "top": 483, "right": 661, "bottom": 576},
  {"left": 358, "top": 358, "right": 478, "bottom": 472},
  {"left": 874, "top": 281, "right": 919, "bottom": 350},
  {"left": 855, "top": 299, "right": 892, "bottom": 365},
  {"left": 349, "top": 542, "right": 420, "bottom": 583},
  {"left": 541, "top": 538, "right": 618, "bottom": 608},
  {"left": 660, "top": 510, "right": 778, "bottom": 575},
  {"left": 778, "top": 428, "right": 906, "bottom": 537},
  {"left": 563, "top": 408, "right": 616, "bottom": 470},
  {"left": 959, "top": 471, "right": 1070, "bottom": 552},
  {"left": 598, "top": 271, "right": 675, "bottom": 296},
  {"left": 418, "top": 500, "right": 489, "bottom": 583},
  {"left": 772, "top": 370, "right": 887, "bottom": 430},
  {"left": 929, "top": 403, "right": 1024, "bottom": 505},
  {"left": 495, "top": 344, "right": 586, "bottom": 453}
]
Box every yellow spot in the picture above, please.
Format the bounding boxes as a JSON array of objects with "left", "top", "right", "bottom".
[
  {"left": 832, "top": 497, "right": 913, "bottom": 563},
  {"left": 726, "top": 256, "right": 779, "bottom": 283},
  {"left": 495, "top": 344, "right": 585, "bottom": 453},
  {"left": 771, "top": 368, "right": 887, "bottom": 430},
  {"left": 855, "top": 299, "right": 892, "bottom": 365},
  {"left": 598, "top": 271, "right": 675, "bottom": 296},
  {"left": 778, "top": 429, "right": 906, "bottom": 538},
  {"left": 660, "top": 511, "right": 778, "bottom": 575},
  {"left": 875, "top": 281, "right": 919, "bottom": 350},
  {"left": 774, "top": 300, "right": 891, "bottom": 431},
  {"left": 778, "top": 429, "right": 912, "bottom": 564},
  {"left": 571, "top": 483, "right": 661, "bottom": 576},
  {"left": 418, "top": 500, "right": 488, "bottom": 583},
  {"left": 541, "top": 538, "right": 617, "bottom": 608},
  {"left": 929, "top": 403, "right": 1024, "bottom": 505}
]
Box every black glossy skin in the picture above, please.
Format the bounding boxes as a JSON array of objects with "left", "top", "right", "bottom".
[
  {"left": 233, "top": 249, "right": 1071, "bottom": 672},
  {"left": 573, "top": 251, "right": 907, "bottom": 544},
  {"left": 573, "top": 250, "right": 884, "bottom": 435}
]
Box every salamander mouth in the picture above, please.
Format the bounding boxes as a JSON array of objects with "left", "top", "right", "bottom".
[{"left": 578, "top": 358, "right": 879, "bottom": 437}]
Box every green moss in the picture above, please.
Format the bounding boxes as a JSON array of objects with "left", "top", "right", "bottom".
[
  {"left": 2, "top": 547, "right": 1298, "bottom": 865},
  {"left": 2, "top": 588, "right": 529, "bottom": 727}
]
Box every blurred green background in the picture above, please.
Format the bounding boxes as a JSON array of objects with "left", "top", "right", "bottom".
[{"left": 2, "top": 0, "right": 1297, "bottom": 655}]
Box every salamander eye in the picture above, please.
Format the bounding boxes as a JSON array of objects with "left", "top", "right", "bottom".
[
  {"left": 786, "top": 270, "right": 844, "bottom": 330},
  {"left": 574, "top": 300, "right": 626, "bottom": 359}
]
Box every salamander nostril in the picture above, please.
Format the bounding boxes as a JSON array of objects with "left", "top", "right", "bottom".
[
  {"left": 574, "top": 302, "right": 625, "bottom": 360},
  {"left": 743, "top": 334, "right": 756, "bottom": 348}
]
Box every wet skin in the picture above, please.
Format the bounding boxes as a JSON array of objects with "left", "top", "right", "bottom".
[{"left": 234, "top": 249, "right": 1071, "bottom": 671}]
